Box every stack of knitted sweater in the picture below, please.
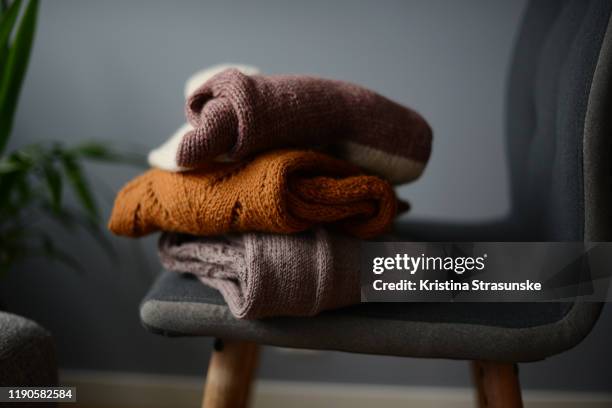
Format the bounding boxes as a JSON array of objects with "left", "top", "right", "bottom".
[{"left": 108, "top": 64, "right": 432, "bottom": 319}]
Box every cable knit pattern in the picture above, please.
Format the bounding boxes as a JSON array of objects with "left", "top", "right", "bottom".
[
  {"left": 178, "top": 69, "right": 432, "bottom": 184},
  {"left": 108, "top": 149, "right": 401, "bottom": 239},
  {"left": 158, "top": 229, "right": 360, "bottom": 319}
]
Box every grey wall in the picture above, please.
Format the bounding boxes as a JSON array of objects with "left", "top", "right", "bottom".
[{"left": 2, "top": 0, "right": 611, "bottom": 392}]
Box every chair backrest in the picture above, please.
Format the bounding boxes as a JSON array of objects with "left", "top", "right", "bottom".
[{"left": 506, "top": 0, "right": 612, "bottom": 241}]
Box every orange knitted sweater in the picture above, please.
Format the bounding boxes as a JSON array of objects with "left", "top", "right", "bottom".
[{"left": 108, "top": 150, "right": 400, "bottom": 239}]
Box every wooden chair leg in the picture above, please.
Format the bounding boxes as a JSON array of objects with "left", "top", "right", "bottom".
[
  {"left": 471, "top": 360, "right": 523, "bottom": 408},
  {"left": 202, "top": 339, "right": 259, "bottom": 408}
]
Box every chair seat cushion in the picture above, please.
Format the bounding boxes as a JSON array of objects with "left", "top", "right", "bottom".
[{"left": 140, "top": 270, "right": 602, "bottom": 362}]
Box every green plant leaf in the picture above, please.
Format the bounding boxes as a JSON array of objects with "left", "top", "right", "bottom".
[
  {"left": 60, "top": 154, "right": 99, "bottom": 221},
  {"left": 0, "top": 139, "right": 144, "bottom": 275},
  {"left": 71, "top": 141, "right": 118, "bottom": 160},
  {"left": 0, "top": 156, "right": 24, "bottom": 173},
  {"left": 0, "top": 168, "right": 31, "bottom": 218},
  {"left": 42, "top": 162, "right": 62, "bottom": 213},
  {"left": 14, "top": 169, "right": 31, "bottom": 204},
  {"left": 0, "top": 0, "right": 22, "bottom": 77},
  {"left": 70, "top": 141, "right": 147, "bottom": 166},
  {"left": 0, "top": 222, "right": 33, "bottom": 275},
  {"left": 0, "top": 0, "right": 38, "bottom": 154},
  {"left": 0, "top": 172, "right": 19, "bottom": 213}
]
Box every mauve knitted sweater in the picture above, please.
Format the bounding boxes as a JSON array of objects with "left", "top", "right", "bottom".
[
  {"left": 158, "top": 229, "right": 360, "bottom": 319},
  {"left": 108, "top": 150, "right": 401, "bottom": 239},
  {"left": 177, "top": 69, "right": 432, "bottom": 184}
]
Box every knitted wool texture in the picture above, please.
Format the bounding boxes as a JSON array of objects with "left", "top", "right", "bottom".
[
  {"left": 158, "top": 229, "right": 360, "bottom": 319},
  {"left": 108, "top": 150, "right": 400, "bottom": 239},
  {"left": 148, "top": 64, "right": 261, "bottom": 172},
  {"left": 175, "top": 69, "right": 432, "bottom": 185}
]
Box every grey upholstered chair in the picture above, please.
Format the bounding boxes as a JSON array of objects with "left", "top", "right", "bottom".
[
  {"left": 140, "top": 0, "right": 612, "bottom": 406},
  {"left": 0, "top": 312, "right": 57, "bottom": 389}
]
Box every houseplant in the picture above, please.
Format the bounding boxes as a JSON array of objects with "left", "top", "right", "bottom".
[{"left": 0, "top": 0, "right": 141, "bottom": 274}]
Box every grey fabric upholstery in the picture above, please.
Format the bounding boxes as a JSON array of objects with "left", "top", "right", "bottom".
[
  {"left": 508, "top": 0, "right": 612, "bottom": 240},
  {"left": 141, "top": 271, "right": 602, "bottom": 362},
  {"left": 140, "top": 0, "right": 611, "bottom": 361},
  {"left": 0, "top": 312, "right": 57, "bottom": 387}
]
